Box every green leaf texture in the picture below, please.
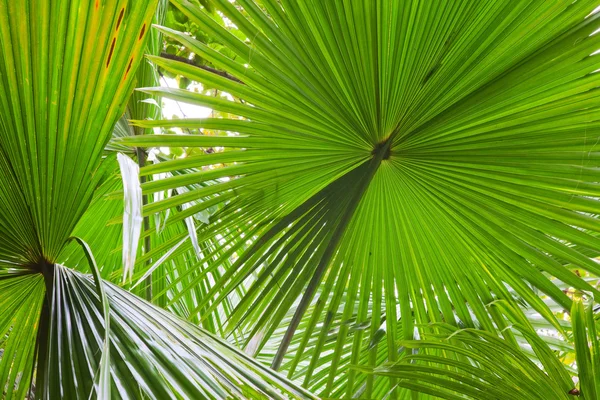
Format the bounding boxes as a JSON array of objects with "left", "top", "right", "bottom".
[{"left": 119, "top": 1, "right": 600, "bottom": 396}]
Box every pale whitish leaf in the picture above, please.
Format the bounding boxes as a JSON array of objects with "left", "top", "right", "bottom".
[
  {"left": 183, "top": 201, "right": 202, "bottom": 258},
  {"left": 140, "top": 98, "right": 161, "bottom": 107},
  {"left": 117, "top": 153, "right": 143, "bottom": 282},
  {"left": 177, "top": 185, "right": 203, "bottom": 258},
  {"left": 194, "top": 208, "right": 211, "bottom": 224}
]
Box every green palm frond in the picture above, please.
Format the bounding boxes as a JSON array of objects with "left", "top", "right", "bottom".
[
  {"left": 119, "top": 0, "right": 600, "bottom": 396},
  {"left": 37, "top": 264, "right": 314, "bottom": 399},
  {"left": 1, "top": 1, "right": 318, "bottom": 398},
  {"left": 121, "top": 0, "right": 600, "bottom": 397},
  {"left": 369, "top": 296, "right": 599, "bottom": 400},
  {"left": 249, "top": 291, "right": 395, "bottom": 398},
  {"left": 0, "top": 274, "right": 45, "bottom": 399},
  {"left": 0, "top": 0, "right": 157, "bottom": 266},
  {"left": 59, "top": 155, "right": 124, "bottom": 277},
  {"left": 571, "top": 295, "right": 600, "bottom": 399},
  {"left": 369, "top": 327, "right": 573, "bottom": 400},
  {"left": 250, "top": 289, "right": 578, "bottom": 398},
  {"left": 0, "top": 0, "right": 157, "bottom": 395}
]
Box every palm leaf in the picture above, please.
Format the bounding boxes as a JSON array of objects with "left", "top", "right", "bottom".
[
  {"left": 37, "top": 264, "right": 314, "bottom": 399},
  {"left": 369, "top": 298, "right": 599, "bottom": 400},
  {"left": 59, "top": 155, "right": 124, "bottom": 277},
  {"left": 0, "top": 0, "right": 157, "bottom": 266},
  {"left": 0, "top": 274, "right": 45, "bottom": 399},
  {"left": 119, "top": 0, "right": 600, "bottom": 396},
  {"left": 369, "top": 325, "right": 573, "bottom": 400},
  {"left": 572, "top": 295, "right": 600, "bottom": 399},
  {"left": 1, "top": 1, "right": 317, "bottom": 398}
]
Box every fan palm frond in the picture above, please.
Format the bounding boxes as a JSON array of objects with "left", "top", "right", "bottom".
[{"left": 119, "top": 1, "right": 600, "bottom": 396}]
